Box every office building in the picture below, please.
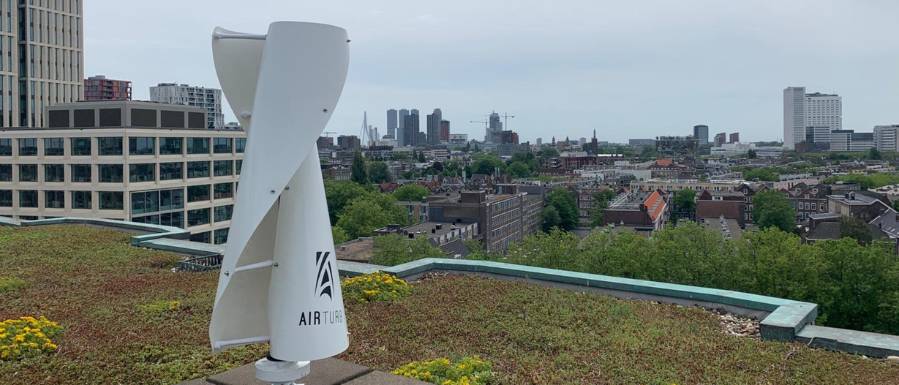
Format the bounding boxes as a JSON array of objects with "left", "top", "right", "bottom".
[
  {"left": 0, "top": 101, "right": 246, "bottom": 244},
  {"left": 0, "top": 1, "right": 84, "bottom": 128},
  {"left": 427, "top": 189, "right": 542, "bottom": 253},
  {"left": 693, "top": 125, "right": 709, "bottom": 144},
  {"left": 84, "top": 75, "right": 131, "bottom": 101},
  {"left": 337, "top": 135, "right": 361, "bottom": 152},
  {"left": 729, "top": 133, "right": 740, "bottom": 144},
  {"left": 656, "top": 136, "right": 698, "bottom": 161},
  {"left": 386, "top": 109, "right": 397, "bottom": 139},
  {"left": 150, "top": 83, "right": 224, "bottom": 129},
  {"left": 874, "top": 125, "right": 899, "bottom": 152},
  {"left": 403, "top": 111, "right": 420, "bottom": 147},
  {"left": 713, "top": 132, "right": 726, "bottom": 147},
  {"left": 426, "top": 108, "right": 442, "bottom": 145},
  {"left": 783, "top": 87, "right": 842, "bottom": 150},
  {"left": 439, "top": 120, "right": 450, "bottom": 143},
  {"left": 485, "top": 111, "right": 503, "bottom": 143}
]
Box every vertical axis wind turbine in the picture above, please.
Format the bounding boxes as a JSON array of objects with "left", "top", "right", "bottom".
[{"left": 209, "top": 22, "right": 350, "bottom": 385}]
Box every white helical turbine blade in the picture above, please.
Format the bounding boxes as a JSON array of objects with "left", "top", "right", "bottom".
[{"left": 209, "top": 22, "right": 350, "bottom": 361}]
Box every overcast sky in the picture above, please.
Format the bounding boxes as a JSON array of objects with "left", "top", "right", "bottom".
[{"left": 85, "top": 0, "right": 899, "bottom": 143}]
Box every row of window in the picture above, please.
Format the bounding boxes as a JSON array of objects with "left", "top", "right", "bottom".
[
  {"left": 0, "top": 160, "right": 242, "bottom": 183},
  {"left": 0, "top": 189, "right": 235, "bottom": 222},
  {"left": 0, "top": 189, "right": 121, "bottom": 209},
  {"left": 0, "top": 137, "right": 246, "bottom": 157},
  {"left": 188, "top": 228, "right": 230, "bottom": 245}
]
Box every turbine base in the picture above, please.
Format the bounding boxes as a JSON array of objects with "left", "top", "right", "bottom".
[{"left": 255, "top": 358, "right": 310, "bottom": 385}]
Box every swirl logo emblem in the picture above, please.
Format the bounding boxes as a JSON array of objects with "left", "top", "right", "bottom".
[{"left": 208, "top": 22, "right": 350, "bottom": 365}]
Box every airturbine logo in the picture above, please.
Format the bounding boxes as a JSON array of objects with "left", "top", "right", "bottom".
[{"left": 314, "top": 251, "right": 335, "bottom": 300}]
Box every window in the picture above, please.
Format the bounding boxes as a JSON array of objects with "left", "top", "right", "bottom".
[
  {"left": 159, "top": 188, "right": 184, "bottom": 211},
  {"left": 187, "top": 161, "right": 209, "bottom": 178},
  {"left": 214, "top": 182, "right": 233, "bottom": 199},
  {"left": 0, "top": 138, "right": 10, "bottom": 156},
  {"left": 190, "top": 231, "right": 211, "bottom": 243},
  {"left": 71, "top": 164, "right": 91, "bottom": 182},
  {"left": 129, "top": 163, "right": 155, "bottom": 183},
  {"left": 70, "top": 137, "right": 91, "bottom": 156},
  {"left": 99, "top": 191, "right": 123, "bottom": 210},
  {"left": 131, "top": 190, "right": 159, "bottom": 215},
  {"left": 19, "top": 164, "right": 37, "bottom": 182},
  {"left": 45, "top": 190, "right": 64, "bottom": 208},
  {"left": 73, "top": 109, "right": 94, "bottom": 127},
  {"left": 72, "top": 191, "right": 91, "bottom": 209},
  {"left": 98, "top": 137, "right": 123, "bottom": 155},
  {"left": 0, "top": 164, "right": 10, "bottom": 181},
  {"left": 48, "top": 109, "right": 69, "bottom": 127},
  {"left": 99, "top": 164, "right": 123, "bottom": 183},
  {"left": 187, "top": 112, "right": 205, "bottom": 129},
  {"left": 159, "top": 211, "right": 184, "bottom": 228},
  {"left": 214, "top": 204, "right": 233, "bottom": 222},
  {"left": 99, "top": 108, "right": 122, "bottom": 127},
  {"left": 214, "top": 160, "right": 232, "bottom": 176},
  {"left": 187, "top": 137, "right": 209, "bottom": 154},
  {"left": 43, "top": 138, "right": 64, "bottom": 156},
  {"left": 213, "top": 138, "right": 232, "bottom": 153},
  {"left": 44, "top": 164, "right": 64, "bottom": 182},
  {"left": 187, "top": 208, "right": 211, "bottom": 227},
  {"left": 0, "top": 190, "right": 11, "bottom": 207},
  {"left": 236, "top": 159, "right": 242, "bottom": 175},
  {"left": 159, "top": 137, "right": 182, "bottom": 155},
  {"left": 214, "top": 228, "right": 229, "bottom": 244},
  {"left": 161, "top": 110, "right": 185, "bottom": 128},
  {"left": 187, "top": 184, "right": 210, "bottom": 202},
  {"left": 18, "top": 138, "right": 37, "bottom": 156},
  {"left": 129, "top": 137, "right": 155, "bottom": 156},
  {"left": 159, "top": 162, "right": 183, "bottom": 180},
  {"left": 131, "top": 108, "right": 157, "bottom": 127},
  {"left": 236, "top": 138, "right": 246, "bottom": 153},
  {"left": 19, "top": 190, "right": 38, "bottom": 208}
]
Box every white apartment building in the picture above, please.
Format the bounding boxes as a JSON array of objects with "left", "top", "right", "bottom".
[
  {"left": 0, "top": 0, "right": 84, "bottom": 128},
  {"left": 874, "top": 125, "right": 899, "bottom": 152},
  {"left": 150, "top": 83, "right": 224, "bottom": 129},
  {"left": 0, "top": 101, "right": 246, "bottom": 244},
  {"left": 783, "top": 87, "right": 842, "bottom": 150}
]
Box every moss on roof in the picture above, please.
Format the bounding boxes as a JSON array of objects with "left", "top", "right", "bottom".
[{"left": 1, "top": 225, "right": 898, "bottom": 385}]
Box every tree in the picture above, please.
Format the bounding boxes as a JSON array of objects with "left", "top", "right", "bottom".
[
  {"left": 742, "top": 167, "right": 779, "bottom": 182},
  {"left": 747, "top": 149, "right": 757, "bottom": 159},
  {"left": 589, "top": 189, "right": 617, "bottom": 227},
  {"left": 840, "top": 216, "right": 873, "bottom": 245},
  {"left": 545, "top": 187, "right": 578, "bottom": 230},
  {"left": 752, "top": 190, "right": 796, "bottom": 232},
  {"left": 507, "top": 161, "right": 531, "bottom": 178},
  {"left": 671, "top": 189, "right": 696, "bottom": 223},
  {"left": 325, "top": 180, "right": 369, "bottom": 223},
  {"left": 335, "top": 193, "right": 407, "bottom": 239},
  {"left": 367, "top": 161, "right": 392, "bottom": 184},
  {"left": 393, "top": 184, "right": 429, "bottom": 202},
  {"left": 868, "top": 147, "right": 882, "bottom": 160},
  {"left": 541, "top": 206, "right": 561, "bottom": 232},
  {"left": 371, "top": 234, "right": 446, "bottom": 266},
  {"left": 350, "top": 151, "right": 368, "bottom": 184},
  {"left": 470, "top": 154, "right": 504, "bottom": 175},
  {"left": 443, "top": 160, "right": 463, "bottom": 177},
  {"left": 331, "top": 226, "right": 349, "bottom": 245}
]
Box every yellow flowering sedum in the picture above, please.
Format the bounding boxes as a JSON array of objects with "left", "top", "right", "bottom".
[
  {"left": 393, "top": 356, "right": 493, "bottom": 385},
  {"left": 342, "top": 272, "right": 412, "bottom": 302},
  {"left": 0, "top": 316, "right": 62, "bottom": 361}
]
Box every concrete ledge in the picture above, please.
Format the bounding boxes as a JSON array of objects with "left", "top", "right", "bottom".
[
  {"left": 797, "top": 325, "right": 899, "bottom": 358},
  {"left": 379, "top": 257, "right": 899, "bottom": 358}
]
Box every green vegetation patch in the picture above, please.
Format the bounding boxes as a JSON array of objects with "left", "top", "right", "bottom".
[
  {"left": 342, "top": 275, "right": 899, "bottom": 385},
  {"left": 0, "top": 277, "right": 26, "bottom": 293}
]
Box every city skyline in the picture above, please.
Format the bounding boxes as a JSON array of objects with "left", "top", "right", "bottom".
[{"left": 85, "top": 1, "right": 899, "bottom": 143}]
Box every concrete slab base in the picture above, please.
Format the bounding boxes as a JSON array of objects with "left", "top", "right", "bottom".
[{"left": 182, "top": 358, "right": 429, "bottom": 385}]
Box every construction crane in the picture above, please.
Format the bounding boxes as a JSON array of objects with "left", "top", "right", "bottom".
[{"left": 500, "top": 113, "right": 515, "bottom": 130}]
